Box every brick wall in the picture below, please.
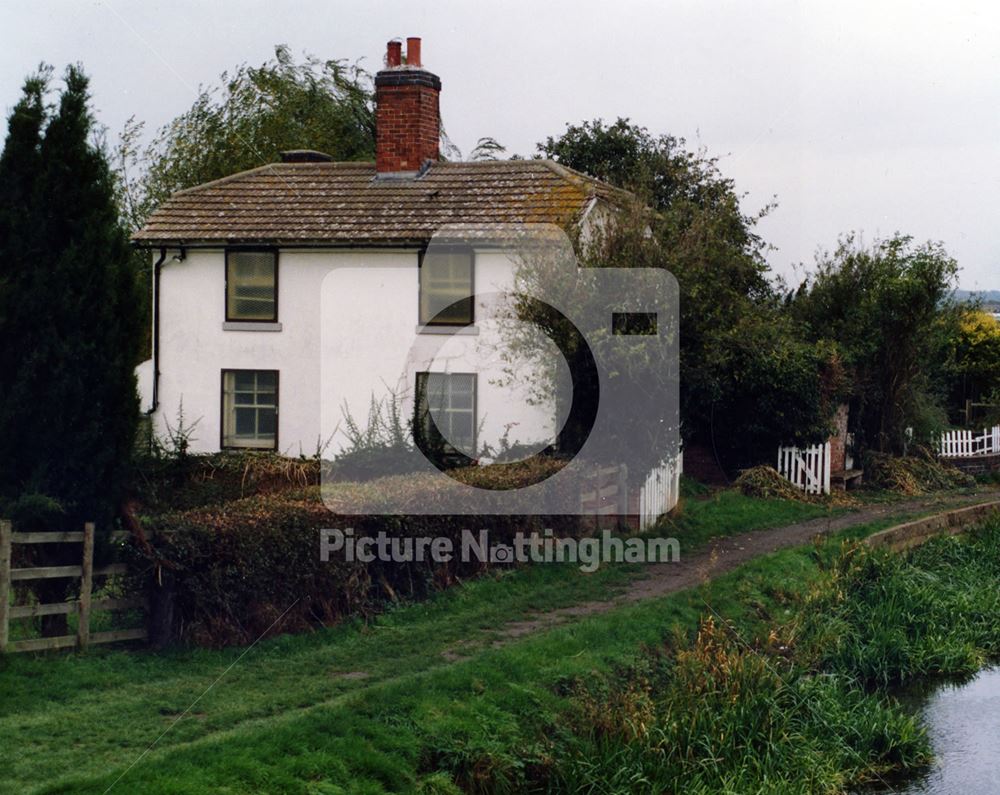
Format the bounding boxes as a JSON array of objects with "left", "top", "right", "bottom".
[
  {"left": 828, "top": 403, "right": 850, "bottom": 472},
  {"left": 945, "top": 454, "right": 1000, "bottom": 476}
]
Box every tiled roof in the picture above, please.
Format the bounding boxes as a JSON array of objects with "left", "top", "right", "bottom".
[{"left": 132, "top": 159, "right": 629, "bottom": 246}]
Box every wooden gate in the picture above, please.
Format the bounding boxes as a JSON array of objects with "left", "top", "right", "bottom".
[
  {"left": 777, "top": 443, "right": 831, "bottom": 495},
  {"left": 579, "top": 464, "right": 628, "bottom": 528},
  {"left": 938, "top": 427, "right": 1000, "bottom": 458},
  {"left": 0, "top": 520, "right": 146, "bottom": 653}
]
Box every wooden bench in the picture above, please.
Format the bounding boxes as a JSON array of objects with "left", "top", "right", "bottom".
[{"left": 831, "top": 469, "right": 864, "bottom": 491}]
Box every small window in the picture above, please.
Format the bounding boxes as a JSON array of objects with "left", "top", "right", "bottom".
[
  {"left": 415, "top": 372, "right": 476, "bottom": 453},
  {"left": 222, "top": 370, "right": 278, "bottom": 449},
  {"left": 226, "top": 249, "right": 277, "bottom": 321},
  {"left": 419, "top": 248, "right": 474, "bottom": 326}
]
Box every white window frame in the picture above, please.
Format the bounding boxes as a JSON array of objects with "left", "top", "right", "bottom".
[
  {"left": 221, "top": 369, "right": 278, "bottom": 450},
  {"left": 415, "top": 372, "right": 477, "bottom": 453}
]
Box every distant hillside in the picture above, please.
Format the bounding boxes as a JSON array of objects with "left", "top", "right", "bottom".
[{"left": 956, "top": 289, "right": 1000, "bottom": 303}]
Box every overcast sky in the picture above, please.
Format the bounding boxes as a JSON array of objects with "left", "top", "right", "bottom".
[{"left": 2, "top": 0, "right": 997, "bottom": 288}]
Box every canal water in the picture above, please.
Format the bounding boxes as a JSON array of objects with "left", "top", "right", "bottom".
[{"left": 880, "top": 666, "right": 1000, "bottom": 794}]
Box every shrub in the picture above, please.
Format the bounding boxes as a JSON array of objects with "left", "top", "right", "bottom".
[
  {"left": 133, "top": 451, "right": 320, "bottom": 513},
  {"left": 140, "top": 460, "right": 580, "bottom": 646}
]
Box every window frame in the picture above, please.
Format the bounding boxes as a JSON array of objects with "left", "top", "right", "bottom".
[
  {"left": 225, "top": 247, "right": 279, "bottom": 323},
  {"left": 414, "top": 371, "right": 478, "bottom": 456},
  {"left": 418, "top": 245, "right": 476, "bottom": 327},
  {"left": 220, "top": 368, "right": 280, "bottom": 451}
]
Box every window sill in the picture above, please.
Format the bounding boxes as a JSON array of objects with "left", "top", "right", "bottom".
[
  {"left": 222, "top": 321, "right": 282, "bottom": 332},
  {"left": 415, "top": 324, "right": 479, "bottom": 336}
]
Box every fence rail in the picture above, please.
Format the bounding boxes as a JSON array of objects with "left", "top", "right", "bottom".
[
  {"left": 638, "top": 455, "right": 683, "bottom": 530},
  {"left": 939, "top": 427, "right": 1000, "bottom": 459},
  {"left": 777, "top": 442, "right": 832, "bottom": 495},
  {"left": 579, "top": 464, "right": 629, "bottom": 529},
  {"left": 0, "top": 520, "right": 146, "bottom": 654}
]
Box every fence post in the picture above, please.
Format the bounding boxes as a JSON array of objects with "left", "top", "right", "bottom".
[
  {"left": 824, "top": 442, "right": 832, "bottom": 495},
  {"left": 77, "top": 522, "right": 95, "bottom": 650},
  {"left": 0, "top": 520, "right": 11, "bottom": 654}
]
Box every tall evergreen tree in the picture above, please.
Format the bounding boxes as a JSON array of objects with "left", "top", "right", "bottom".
[{"left": 0, "top": 65, "right": 141, "bottom": 536}]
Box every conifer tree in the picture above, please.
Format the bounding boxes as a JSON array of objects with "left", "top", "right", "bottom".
[{"left": 0, "top": 65, "right": 140, "bottom": 535}]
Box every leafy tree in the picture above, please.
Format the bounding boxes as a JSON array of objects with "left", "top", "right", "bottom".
[
  {"left": 537, "top": 118, "right": 838, "bottom": 470},
  {"left": 944, "top": 308, "right": 1000, "bottom": 421},
  {"left": 791, "top": 234, "right": 959, "bottom": 453},
  {"left": 114, "top": 46, "right": 376, "bottom": 357},
  {"left": 116, "top": 45, "right": 375, "bottom": 231},
  {"left": 0, "top": 65, "right": 141, "bottom": 534}
]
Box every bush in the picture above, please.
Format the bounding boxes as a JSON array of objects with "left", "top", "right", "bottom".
[
  {"left": 133, "top": 451, "right": 320, "bottom": 513},
  {"left": 140, "top": 459, "right": 580, "bottom": 646}
]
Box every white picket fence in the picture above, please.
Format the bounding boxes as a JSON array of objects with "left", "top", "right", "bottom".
[
  {"left": 777, "top": 442, "right": 832, "bottom": 495},
  {"left": 638, "top": 453, "right": 683, "bottom": 530},
  {"left": 938, "top": 426, "right": 1000, "bottom": 458}
]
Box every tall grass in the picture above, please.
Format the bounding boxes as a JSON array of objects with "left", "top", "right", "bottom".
[
  {"left": 540, "top": 618, "right": 929, "bottom": 794},
  {"left": 512, "top": 520, "right": 1000, "bottom": 794},
  {"left": 802, "top": 518, "right": 1000, "bottom": 687},
  {"left": 8, "top": 500, "right": 1000, "bottom": 794}
]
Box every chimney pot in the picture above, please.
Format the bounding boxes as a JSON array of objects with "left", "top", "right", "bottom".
[
  {"left": 386, "top": 40, "right": 402, "bottom": 68},
  {"left": 406, "top": 37, "right": 422, "bottom": 67}
]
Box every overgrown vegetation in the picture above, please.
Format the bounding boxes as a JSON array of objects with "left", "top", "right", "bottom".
[
  {"left": 548, "top": 618, "right": 927, "bottom": 793},
  {"left": 6, "top": 504, "right": 1000, "bottom": 793},
  {"left": 802, "top": 525, "right": 1000, "bottom": 687},
  {"left": 864, "top": 450, "right": 975, "bottom": 495},
  {"left": 538, "top": 119, "right": 845, "bottom": 471},
  {"left": 791, "top": 234, "right": 962, "bottom": 453},
  {"left": 734, "top": 465, "right": 808, "bottom": 500},
  {"left": 134, "top": 449, "right": 576, "bottom": 645}
]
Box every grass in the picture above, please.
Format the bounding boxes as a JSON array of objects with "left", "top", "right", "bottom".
[{"left": 1, "top": 487, "right": 996, "bottom": 793}]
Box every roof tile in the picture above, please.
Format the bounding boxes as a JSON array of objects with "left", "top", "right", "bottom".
[{"left": 133, "top": 160, "right": 627, "bottom": 246}]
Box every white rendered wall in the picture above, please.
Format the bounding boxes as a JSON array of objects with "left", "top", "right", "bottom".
[{"left": 146, "top": 247, "right": 556, "bottom": 457}]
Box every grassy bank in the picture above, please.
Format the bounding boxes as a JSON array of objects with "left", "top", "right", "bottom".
[
  {"left": 532, "top": 520, "right": 1000, "bottom": 793},
  {"left": 2, "top": 493, "right": 998, "bottom": 793}
]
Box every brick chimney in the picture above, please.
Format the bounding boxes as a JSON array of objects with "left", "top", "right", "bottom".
[{"left": 374, "top": 37, "right": 441, "bottom": 175}]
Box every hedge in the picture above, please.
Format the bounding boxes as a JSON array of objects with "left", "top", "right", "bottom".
[{"left": 138, "top": 459, "right": 580, "bottom": 646}]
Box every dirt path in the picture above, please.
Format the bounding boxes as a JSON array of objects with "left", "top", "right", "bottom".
[{"left": 493, "top": 489, "right": 1000, "bottom": 643}]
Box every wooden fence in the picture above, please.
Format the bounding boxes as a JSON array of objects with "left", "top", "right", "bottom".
[
  {"left": 577, "top": 455, "right": 683, "bottom": 530},
  {"left": 579, "top": 465, "right": 629, "bottom": 528},
  {"left": 938, "top": 426, "right": 1000, "bottom": 459},
  {"left": 638, "top": 454, "right": 683, "bottom": 530},
  {"left": 0, "top": 520, "right": 146, "bottom": 654},
  {"left": 777, "top": 442, "right": 832, "bottom": 495}
]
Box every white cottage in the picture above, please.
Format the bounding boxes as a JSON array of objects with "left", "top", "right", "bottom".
[{"left": 134, "top": 38, "right": 624, "bottom": 459}]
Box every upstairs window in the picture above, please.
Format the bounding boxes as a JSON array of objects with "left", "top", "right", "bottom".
[
  {"left": 415, "top": 372, "right": 477, "bottom": 454},
  {"left": 419, "top": 248, "right": 474, "bottom": 326},
  {"left": 226, "top": 249, "right": 277, "bottom": 322},
  {"left": 222, "top": 369, "right": 278, "bottom": 449}
]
